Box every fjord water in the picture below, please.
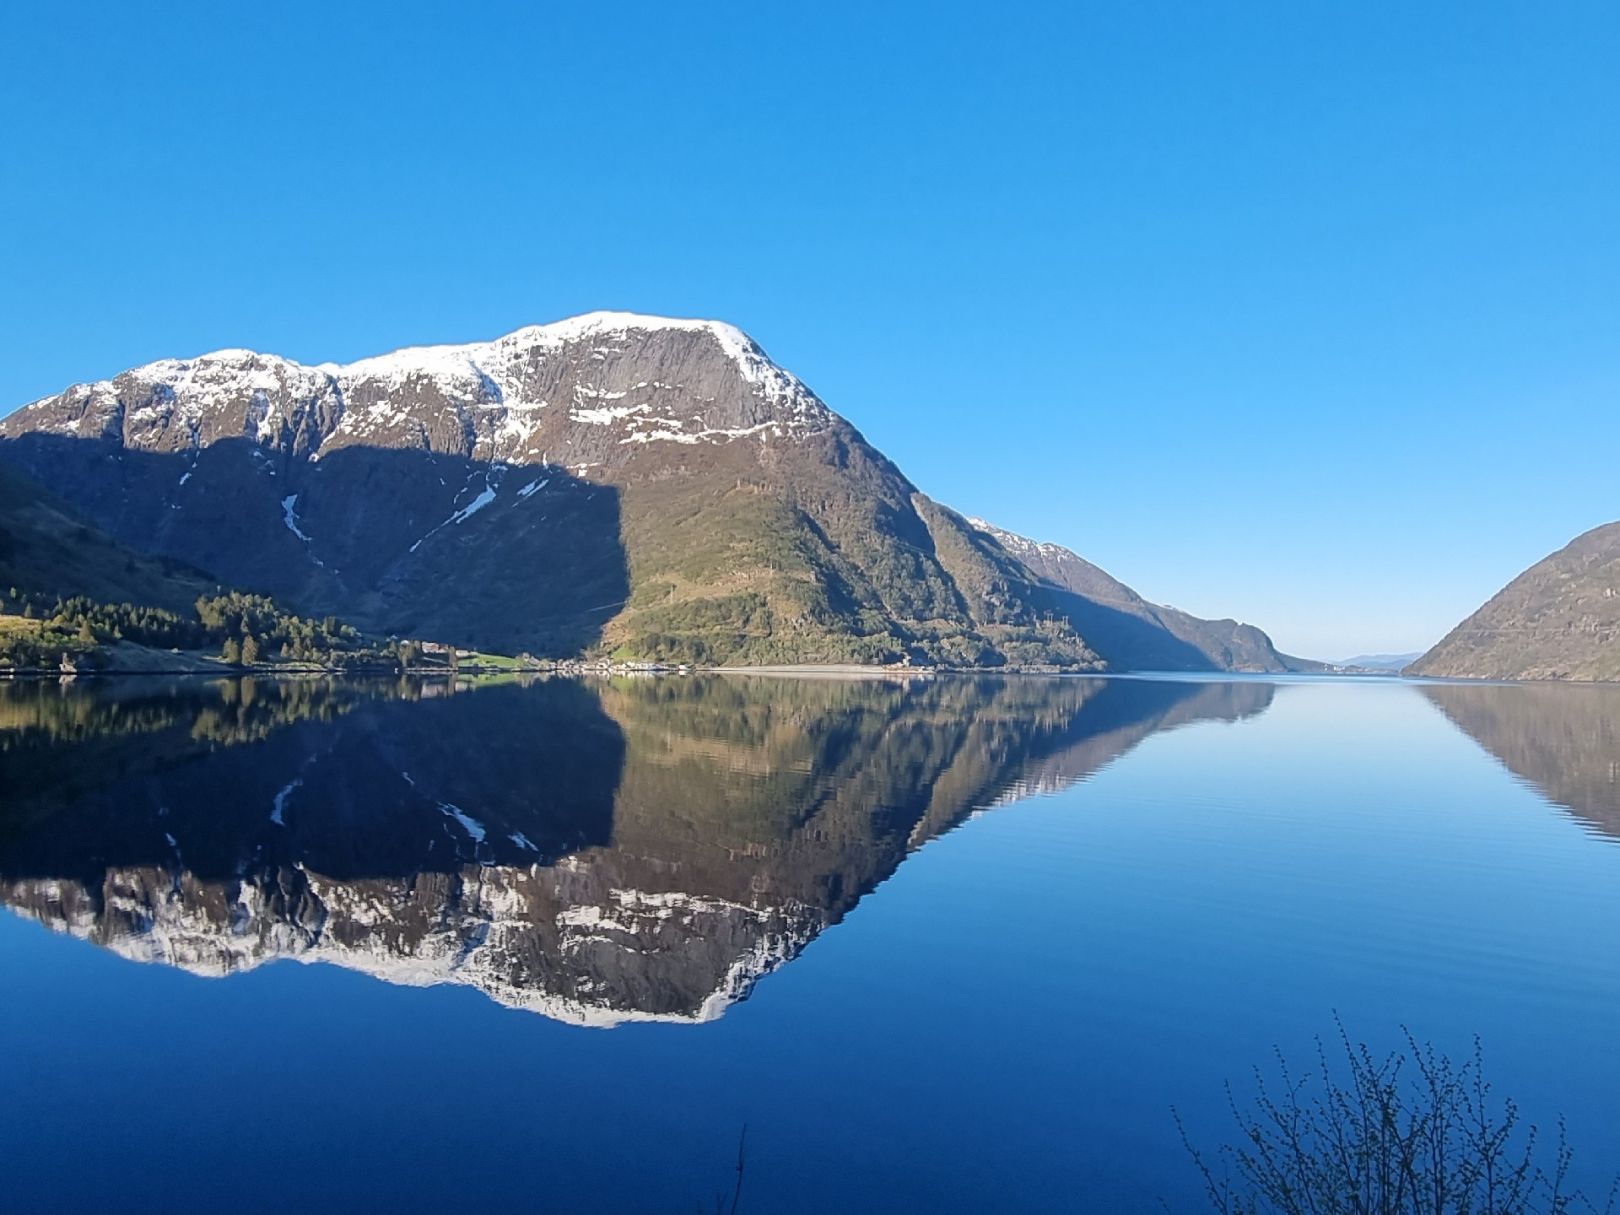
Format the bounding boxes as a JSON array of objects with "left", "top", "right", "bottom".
[{"left": 1, "top": 674, "right": 1617, "bottom": 1211}]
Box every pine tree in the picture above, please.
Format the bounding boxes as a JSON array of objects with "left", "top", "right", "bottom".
[
  {"left": 241, "top": 633, "right": 260, "bottom": 665},
  {"left": 221, "top": 637, "right": 241, "bottom": 665}
]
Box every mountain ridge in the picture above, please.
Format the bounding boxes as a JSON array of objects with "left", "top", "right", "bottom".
[{"left": 965, "top": 516, "right": 1322, "bottom": 672}]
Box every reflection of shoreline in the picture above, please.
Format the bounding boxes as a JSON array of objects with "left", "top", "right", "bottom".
[
  {"left": 0, "top": 674, "right": 1275, "bottom": 1026},
  {"left": 1423, "top": 682, "right": 1620, "bottom": 841},
  {"left": 710, "top": 667, "right": 934, "bottom": 682}
]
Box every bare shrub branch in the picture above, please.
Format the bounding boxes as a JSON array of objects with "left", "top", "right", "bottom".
[{"left": 1175, "top": 1017, "right": 1616, "bottom": 1215}]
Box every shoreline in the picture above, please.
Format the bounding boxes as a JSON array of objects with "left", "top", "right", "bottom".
[{"left": 0, "top": 659, "right": 1597, "bottom": 687}]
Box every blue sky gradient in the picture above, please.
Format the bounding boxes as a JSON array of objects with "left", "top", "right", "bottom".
[{"left": 3, "top": 2, "right": 1616, "bottom": 657}]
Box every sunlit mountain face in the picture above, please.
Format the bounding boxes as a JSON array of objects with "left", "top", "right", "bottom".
[{"left": 0, "top": 673, "right": 1273, "bottom": 1026}]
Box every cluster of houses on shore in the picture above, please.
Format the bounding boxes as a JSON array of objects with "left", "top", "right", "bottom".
[{"left": 409, "top": 640, "right": 691, "bottom": 677}]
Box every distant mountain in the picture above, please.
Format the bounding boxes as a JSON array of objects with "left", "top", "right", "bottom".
[
  {"left": 0, "top": 312, "right": 1288, "bottom": 671},
  {"left": 967, "top": 518, "right": 1317, "bottom": 672},
  {"left": 1409, "top": 522, "right": 1620, "bottom": 681},
  {"left": 1336, "top": 652, "right": 1424, "bottom": 671}
]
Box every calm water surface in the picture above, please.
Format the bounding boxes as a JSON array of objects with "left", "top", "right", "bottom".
[{"left": 1, "top": 672, "right": 1617, "bottom": 1211}]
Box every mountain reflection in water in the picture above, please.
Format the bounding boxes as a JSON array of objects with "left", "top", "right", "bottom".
[
  {"left": 1422, "top": 681, "right": 1620, "bottom": 842},
  {"left": 0, "top": 673, "right": 1273, "bottom": 1026}
]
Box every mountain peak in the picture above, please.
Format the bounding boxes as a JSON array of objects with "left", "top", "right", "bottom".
[
  {"left": 319, "top": 310, "right": 781, "bottom": 387},
  {"left": 12, "top": 310, "right": 790, "bottom": 414}
]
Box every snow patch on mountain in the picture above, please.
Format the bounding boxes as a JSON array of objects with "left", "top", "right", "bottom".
[
  {"left": 281, "top": 494, "right": 311, "bottom": 542},
  {"left": 572, "top": 403, "right": 648, "bottom": 425},
  {"left": 966, "top": 516, "right": 1075, "bottom": 561},
  {"left": 620, "top": 420, "right": 779, "bottom": 446},
  {"left": 410, "top": 471, "right": 503, "bottom": 553},
  {"left": 279, "top": 493, "right": 327, "bottom": 567},
  {"left": 439, "top": 801, "right": 487, "bottom": 845},
  {"left": 447, "top": 484, "right": 497, "bottom": 525}
]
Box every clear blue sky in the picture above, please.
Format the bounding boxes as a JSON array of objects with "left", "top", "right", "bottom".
[{"left": 3, "top": 2, "right": 1616, "bottom": 659}]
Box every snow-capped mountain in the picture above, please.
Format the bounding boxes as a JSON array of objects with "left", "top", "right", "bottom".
[
  {"left": 0, "top": 311, "right": 1294, "bottom": 670},
  {"left": 8, "top": 312, "right": 832, "bottom": 467}
]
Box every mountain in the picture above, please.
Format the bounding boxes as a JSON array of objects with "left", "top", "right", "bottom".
[
  {"left": 967, "top": 517, "right": 1316, "bottom": 672},
  {"left": 0, "top": 460, "right": 215, "bottom": 612},
  {"left": 1408, "top": 522, "right": 1620, "bottom": 681},
  {"left": 0, "top": 672, "right": 1276, "bottom": 1025},
  {"left": 0, "top": 311, "right": 1282, "bottom": 670},
  {"left": 1336, "top": 652, "right": 1423, "bottom": 671}
]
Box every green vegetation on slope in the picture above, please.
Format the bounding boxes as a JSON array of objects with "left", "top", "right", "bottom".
[
  {"left": 0, "top": 463, "right": 399, "bottom": 673},
  {"left": 0, "top": 590, "right": 395, "bottom": 671},
  {"left": 601, "top": 437, "right": 1103, "bottom": 668}
]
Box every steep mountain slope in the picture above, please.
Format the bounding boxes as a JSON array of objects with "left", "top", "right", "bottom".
[
  {"left": 0, "top": 461, "right": 215, "bottom": 612},
  {"left": 0, "top": 311, "right": 1284, "bottom": 669},
  {"left": 1409, "top": 522, "right": 1620, "bottom": 681},
  {"left": 966, "top": 517, "right": 1316, "bottom": 672}
]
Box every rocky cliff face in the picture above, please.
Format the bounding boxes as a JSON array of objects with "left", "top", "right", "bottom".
[
  {"left": 0, "top": 312, "right": 1283, "bottom": 670},
  {"left": 1409, "top": 522, "right": 1620, "bottom": 681},
  {"left": 0, "top": 672, "right": 1275, "bottom": 1025}
]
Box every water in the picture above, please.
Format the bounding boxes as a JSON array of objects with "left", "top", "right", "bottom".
[{"left": 1, "top": 672, "right": 1617, "bottom": 1211}]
